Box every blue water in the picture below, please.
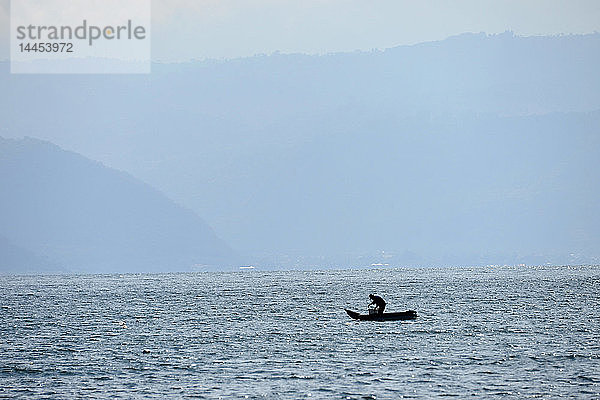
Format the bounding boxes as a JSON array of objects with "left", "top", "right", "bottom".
[{"left": 1, "top": 266, "right": 599, "bottom": 399}]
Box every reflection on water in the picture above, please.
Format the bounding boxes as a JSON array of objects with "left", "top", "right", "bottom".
[{"left": 1, "top": 266, "right": 599, "bottom": 398}]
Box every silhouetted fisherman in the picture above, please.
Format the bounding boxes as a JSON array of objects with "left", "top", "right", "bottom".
[{"left": 369, "top": 294, "right": 386, "bottom": 315}]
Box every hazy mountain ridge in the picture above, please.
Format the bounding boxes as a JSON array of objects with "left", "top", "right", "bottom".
[
  {"left": 190, "top": 109, "right": 599, "bottom": 266},
  {"left": 0, "top": 234, "right": 65, "bottom": 274},
  {"left": 1, "top": 32, "right": 599, "bottom": 267},
  {"left": 0, "top": 137, "right": 235, "bottom": 273}
]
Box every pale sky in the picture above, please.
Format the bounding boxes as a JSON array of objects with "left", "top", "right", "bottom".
[{"left": 1, "top": 0, "right": 600, "bottom": 61}]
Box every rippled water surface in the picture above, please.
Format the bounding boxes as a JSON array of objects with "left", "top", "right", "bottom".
[{"left": 1, "top": 266, "right": 599, "bottom": 399}]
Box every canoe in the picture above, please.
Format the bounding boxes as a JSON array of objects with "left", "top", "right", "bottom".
[{"left": 345, "top": 309, "right": 417, "bottom": 321}]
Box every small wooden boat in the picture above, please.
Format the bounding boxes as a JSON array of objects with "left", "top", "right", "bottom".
[{"left": 345, "top": 309, "right": 417, "bottom": 321}]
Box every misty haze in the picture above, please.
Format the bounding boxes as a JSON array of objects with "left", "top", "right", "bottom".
[
  {"left": 1, "top": 32, "right": 599, "bottom": 272},
  {"left": 2, "top": 0, "right": 600, "bottom": 395}
]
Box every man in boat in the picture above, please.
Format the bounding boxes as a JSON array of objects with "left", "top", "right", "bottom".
[{"left": 369, "top": 294, "right": 386, "bottom": 315}]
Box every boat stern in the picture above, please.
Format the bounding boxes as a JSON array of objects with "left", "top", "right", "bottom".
[{"left": 345, "top": 309, "right": 361, "bottom": 320}]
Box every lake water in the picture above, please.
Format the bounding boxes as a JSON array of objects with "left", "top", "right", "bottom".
[{"left": 1, "top": 266, "right": 599, "bottom": 399}]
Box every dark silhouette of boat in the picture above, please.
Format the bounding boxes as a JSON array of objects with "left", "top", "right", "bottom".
[{"left": 345, "top": 309, "right": 417, "bottom": 321}]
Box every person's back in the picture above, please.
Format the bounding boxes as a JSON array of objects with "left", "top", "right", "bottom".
[{"left": 369, "top": 294, "right": 386, "bottom": 315}]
